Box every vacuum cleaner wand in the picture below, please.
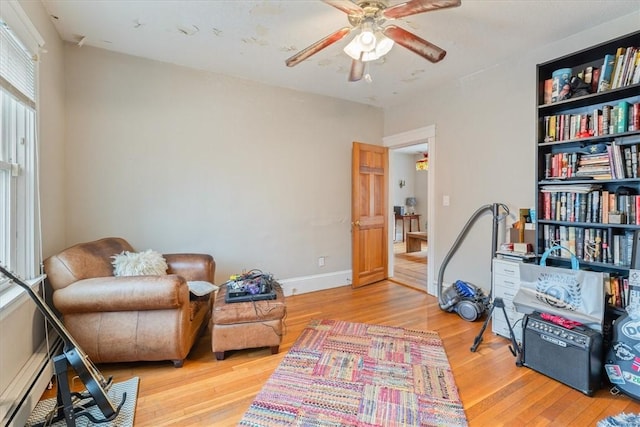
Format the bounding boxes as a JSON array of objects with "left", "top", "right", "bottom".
[{"left": 437, "top": 202, "right": 509, "bottom": 311}]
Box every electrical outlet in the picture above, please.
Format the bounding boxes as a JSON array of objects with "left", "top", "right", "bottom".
[{"left": 318, "top": 256, "right": 325, "bottom": 267}]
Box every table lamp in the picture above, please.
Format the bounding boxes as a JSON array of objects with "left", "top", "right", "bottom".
[{"left": 406, "top": 197, "right": 417, "bottom": 214}]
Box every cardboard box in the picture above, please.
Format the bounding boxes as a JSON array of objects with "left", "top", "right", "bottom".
[{"left": 509, "top": 228, "right": 536, "bottom": 246}]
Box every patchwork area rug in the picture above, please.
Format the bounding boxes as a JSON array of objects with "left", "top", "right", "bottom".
[
  {"left": 239, "top": 319, "right": 468, "bottom": 426},
  {"left": 26, "top": 376, "right": 139, "bottom": 427}
]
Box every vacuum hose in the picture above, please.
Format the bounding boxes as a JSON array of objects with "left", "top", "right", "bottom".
[{"left": 437, "top": 203, "right": 509, "bottom": 311}]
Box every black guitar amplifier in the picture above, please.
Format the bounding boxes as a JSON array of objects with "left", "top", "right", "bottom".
[{"left": 522, "top": 312, "right": 603, "bottom": 396}]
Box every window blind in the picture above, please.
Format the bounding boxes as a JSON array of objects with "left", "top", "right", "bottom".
[{"left": 0, "top": 20, "right": 35, "bottom": 107}]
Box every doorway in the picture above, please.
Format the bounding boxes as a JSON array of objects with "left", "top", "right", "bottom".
[{"left": 383, "top": 126, "right": 436, "bottom": 294}]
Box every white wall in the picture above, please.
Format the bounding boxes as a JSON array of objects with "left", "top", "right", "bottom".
[
  {"left": 413, "top": 152, "right": 428, "bottom": 229},
  {"left": 391, "top": 152, "right": 415, "bottom": 205},
  {"left": 32, "top": 2, "right": 67, "bottom": 259},
  {"left": 390, "top": 151, "right": 428, "bottom": 240},
  {"left": 63, "top": 45, "right": 384, "bottom": 285},
  {"left": 384, "top": 13, "right": 640, "bottom": 294}
]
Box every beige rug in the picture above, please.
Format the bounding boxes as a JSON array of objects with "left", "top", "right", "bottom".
[{"left": 26, "top": 377, "right": 138, "bottom": 427}]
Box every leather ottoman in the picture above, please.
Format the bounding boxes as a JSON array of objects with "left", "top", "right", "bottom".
[{"left": 211, "top": 282, "right": 286, "bottom": 360}]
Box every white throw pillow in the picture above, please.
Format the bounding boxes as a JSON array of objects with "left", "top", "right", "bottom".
[{"left": 111, "top": 249, "right": 168, "bottom": 276}]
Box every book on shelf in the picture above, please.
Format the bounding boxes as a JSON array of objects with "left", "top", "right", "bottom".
[
  {"left": 592, "top": 108, "right": 601, "bottom": 136},
  {"left": 618, "top": 101, "right": 630, "bottom": 133},
  {"left": 576, "top": 227, "right": 585, "bottom": 259},
  {"left": 633, "top": 52, "right": 640, "bottom": 84},
  {"left": 591, "top": 67, "right": 601, "bottom": 93},
  {"left": 633, "top": 103, "right": 640, "bottom": 132},
  {"left": 602, "top": 105, "right": 612, "bottom": 135},
  {"left": 598, "top": 54, "right": 616, "bottom": 92},
  {"left": 610, "top": 47, "right": 627, "bottom": 90},
  {"left": 623, "top": 47, "right": 638, "bottom": 86},
  {"left": 568, "top": 226, "right": 577, "bottom": 255},
  {"left": 591, "top": 191, "right": 601, "bottom": 223},
  {"left": 610, "top": 108, "right": 619, "bottom": 135},
  {"left": 624, "top": 146, "right": 633, "bottom": 178},
  {"left": 614, "top": 46, "right": 638, "bottom": 89},
  {"left": 602, "top": 230, "right": 610, "bottom": 263},
  {"left": 609, "top": 192, "right": 617, "bottom": 213},
  {"left": 543, "top": 78, "right": 553, "bottom": 105},
  {"left": 609, "top": 141, "right": 625, "bottom": 179}
]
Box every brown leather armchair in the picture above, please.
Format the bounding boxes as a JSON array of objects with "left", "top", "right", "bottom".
[{"left": 44, "top": 237, "right": 215, "bottom": 367}]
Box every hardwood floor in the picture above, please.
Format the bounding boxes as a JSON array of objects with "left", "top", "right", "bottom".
[
  {"left": 392, "top": 240, "right": 427, "bottom": 290},
  {"left": 41, "top": 281, "right": 640, "bottom": 426}
]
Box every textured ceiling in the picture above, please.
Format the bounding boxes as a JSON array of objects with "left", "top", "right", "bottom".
[{"left": 41, "top": 0, "right": 640, "bottom": 108}]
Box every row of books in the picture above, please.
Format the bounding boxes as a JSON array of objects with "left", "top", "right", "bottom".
[
  {"left": 600, "top": 46, "right": 640, "bottom": 92},
  {"left": 541, "top": 101, "right": 640, "bottom": 143},
  {"left": 540, "top": 189, "right": 640, "bottom": 225},
  {"left": 542, "top": 44, "right": 640, "bottom": 105},
  {"left": 606, "top": 274, "right": 634, "bottom": 309},
  {"left": 541, "top": 225, "right": 635, "bottom": 267},
  {"left": 543, "top": 141, "right": 639, "bottom": 180}
]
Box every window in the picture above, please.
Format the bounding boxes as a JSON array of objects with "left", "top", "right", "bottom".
[{"left": 0, "top": 9, "right": 42, "bottom": 290}]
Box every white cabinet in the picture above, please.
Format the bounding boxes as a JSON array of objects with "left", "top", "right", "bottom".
[{"left": 492, "top": 258, "right": 525, "bottom": 343}]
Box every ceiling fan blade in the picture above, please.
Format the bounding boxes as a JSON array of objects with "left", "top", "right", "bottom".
[
  {"left": 285, "top": 27, "right": 352, "bottom": 67},
  {"left": 348, "top": 58, "right": 365, "bottom": 82},
  {"left": 383, "top": 0, "right": 461, "bottom": 20},
  {"left": 383, "top": 25, "right": 446, "bottom": 63},
  {"left": 322, "top": 0, "right": 365, "bottom": 16}
]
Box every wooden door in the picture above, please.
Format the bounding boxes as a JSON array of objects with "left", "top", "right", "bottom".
[{"left": 351, "top": 142, "right": 388, "bottom": 288}]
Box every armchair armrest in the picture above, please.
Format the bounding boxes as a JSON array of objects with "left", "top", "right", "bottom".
[
  {"left": 164, "top": 253, "right": 215, "bottom": 283},
  {"left": 53, "top": 275, "right": 189, "bottom": 314}
]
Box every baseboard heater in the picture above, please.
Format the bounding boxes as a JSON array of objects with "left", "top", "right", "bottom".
[{"left": 2, "top": 336, "right": 62, "bottom": 426}]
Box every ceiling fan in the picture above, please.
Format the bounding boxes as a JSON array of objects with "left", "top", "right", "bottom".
[{"left": 285, "top": 0, "right": 461, "bottom": 82}]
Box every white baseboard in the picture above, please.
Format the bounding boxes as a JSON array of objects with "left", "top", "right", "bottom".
[{"left": 278, "top": 270, "right": 352, "bottom": 296}]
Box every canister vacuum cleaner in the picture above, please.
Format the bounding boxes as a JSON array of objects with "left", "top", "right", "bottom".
[{"left": 436, "top": 203, "right": 509, "bottom": 322}]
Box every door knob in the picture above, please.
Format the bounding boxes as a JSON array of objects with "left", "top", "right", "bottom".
[{"left": 352, "top": 220, "right": 360, "bottom": 227}]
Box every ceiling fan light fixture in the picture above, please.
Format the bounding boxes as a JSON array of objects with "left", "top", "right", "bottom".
[
  {"left": 373, "top": 33, "right": 394, "bottom": 57},
  {"left": 357, "top": 30, "right": 376, "bottom": 52},
  {"left": 343, "top": 37, "right": 363, "bottom": 60},
  {"left": 344, "top": 30, "right": 394, "bottom": 62}
]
